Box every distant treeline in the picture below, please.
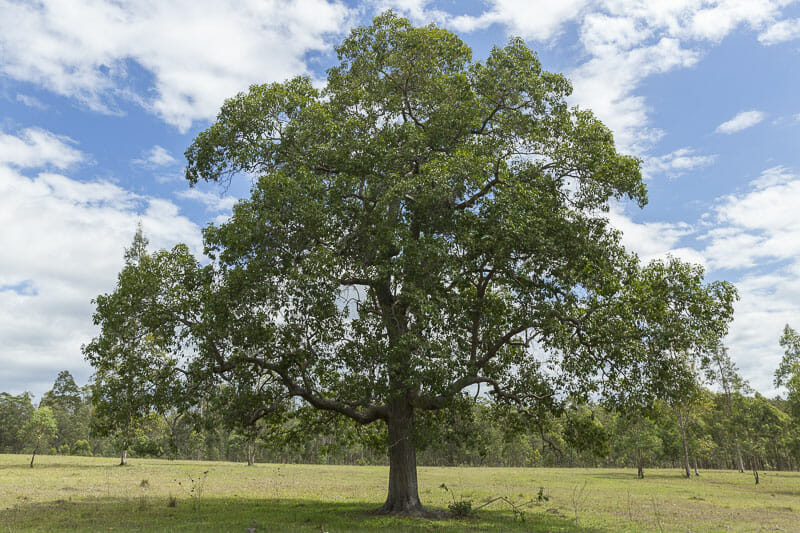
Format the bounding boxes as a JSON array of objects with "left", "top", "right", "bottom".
[{"left": 2, "top": 368, "right": 798, "bottom": 476}]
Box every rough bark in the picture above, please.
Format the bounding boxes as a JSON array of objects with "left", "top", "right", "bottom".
[
  {"left": 378, "top": 401, "right": 424, "bottom": 515},
  {"left": 120, "top": 449, "right": 127, "bottom": 466}
]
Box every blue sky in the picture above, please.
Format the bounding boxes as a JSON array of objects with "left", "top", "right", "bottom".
[{"left": 1, "top": 0, "right": 800, "bottom": 399}]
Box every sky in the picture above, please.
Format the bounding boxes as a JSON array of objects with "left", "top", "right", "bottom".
[{"left": 1, "top": 0, "right": 800, "bottom": 400}]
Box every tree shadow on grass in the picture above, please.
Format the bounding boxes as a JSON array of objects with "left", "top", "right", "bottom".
[
  {"left": 0, "top": 496, "right": 609, "bottom": 532},
  {"left": 0, "top": 462, "right": 118, "bottom": 471},
  {"left": 587, "top": 470, "right": 685, "bottom": 481}
]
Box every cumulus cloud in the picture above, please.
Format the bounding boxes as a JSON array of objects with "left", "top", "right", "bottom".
[
  {"left": 715, "top": 110, "right": 766, "bottom": 134},
  {"left": 177, "top": 188, "right": 238, "bottom": 212},
  {"left": 448, "top": 0, "right": 590, "bottom": 41},
  {"left": 0, "top": 128, "right": 85, "bottom": 170},
  {"left": 607, "top": 204, "right": 705, "bottom": 266},
  {"left": 379, "top": 0, "right": 791, "bottom": 154},
  {"left": 605, "top": 163, "right": 800, "bottom": 394},
  {"left": 133, "top": 145, "right": 177, "bottom": 167},
  {"left": 759, "top": 17, "right": 800, "bottom": 44},
  {"left": 643, "top": 147, "right": 716, "bottom": 179},
  {"left": 0, "top": 0, "right": 352, "bottom": 131},
  {"left": 569, "top": 36, "right": 699, "bottom": 153},
  {"left": 0, "top": 128, "right": 202, "bottom": 396},
  {"left": 702, "top": 166, "right": 800, "bottom": 270},
  {"left": 691, "top": 166, "right": 800, "bottom": 394}
]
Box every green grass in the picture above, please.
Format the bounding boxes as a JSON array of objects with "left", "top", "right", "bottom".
[{"left": 1, "top": 455, "right": 797, "bottom": 532}]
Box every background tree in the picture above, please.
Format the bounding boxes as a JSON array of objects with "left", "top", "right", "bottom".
[
  {"left": 83, "top": 226, "right": 184, "bottom": 466},
  {"left": 88, "top": 13, "right": 736, "bottom": 514},
  {"left": 40, "top": 370, "right": 90, "bottom": 453},
  {"left": 777, "top": 325, "right": 800, "bottom": 416},
  {"left": 611, "top": 405, "right": 663, "bottom": 478},
  {"left": 0, "top": 392, "right": 34, "bottom": 452},
  {"left": 707, "top": 344, "right": 749, "bottom": 472},
  {"left": 19, "top": 406, "right": 57, "bottom": 468}
]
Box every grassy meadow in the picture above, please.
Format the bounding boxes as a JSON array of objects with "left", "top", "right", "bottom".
[{"left": 0, "top": 454, "right": 797, "bottom": 532}]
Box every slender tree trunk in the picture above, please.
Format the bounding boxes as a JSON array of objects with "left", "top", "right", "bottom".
[
  {"left": 735, "top": 442, "right": 745, "bottom": 472},
  {"left": 30, "top": 437, "right": 40, "bottom": 468},
  {"left": 636, "top": 446, "right": 644, "bottom": 479},
  {"left": 120, "top": 449, "right": 127, "bottom": 466},
  {"left": 751, "top": 457, "right": 759, "bottom": 485},
  {"left": 693, "top": 454, "right": 700, "bottom": 476},
  {"left": 379, "top": 401, "right": 424, "bottom": 515},
  {"left": 677, "top": 411, "right": 691, "bottom": 478}
]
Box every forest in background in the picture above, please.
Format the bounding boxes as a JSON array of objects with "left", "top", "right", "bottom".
[{"left": 3, "top": 351, "right": 799, "bottom": 479}]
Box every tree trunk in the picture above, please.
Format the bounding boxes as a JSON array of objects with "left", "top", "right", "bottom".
[
  {"left": 636, "top": 447, "right": 644, "bottom": 479},
  {"left": 30, "top": 437, "right": 40, "bottom": 468},
  {"left": 120, "top": 449, "right": 127, "bottom": 466},
  {"left": 677, "top": 411, "right": 691, "bottom": 478},
  {"left": 379, "top": 401, "right": 424, "bottom": 515},
  {"left": 247, "top": 440, "right": 255, "bottom": 466},
  {"left": 693, "top": 454, "right": 700, "bottom": 476},
  {"left": 752, "top": 457, "right": 759, "bottom": 485},
  {"left": 735, "top": 442, "right": 745, "bottom": 472}
]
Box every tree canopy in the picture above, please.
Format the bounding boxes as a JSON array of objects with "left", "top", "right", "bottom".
[{"left": 86, "top": 12, "right": 737, "bottom": 514}]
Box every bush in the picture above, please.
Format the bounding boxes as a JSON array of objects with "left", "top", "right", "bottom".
[
  {"left": 72, "top": 440, "right": 92, "bottom": 456},
  {"left": 57, "top": 443, "right": 70, "bottom": 455}
]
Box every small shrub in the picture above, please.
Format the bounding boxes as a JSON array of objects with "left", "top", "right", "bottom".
[
  {"left": 440, "top": 483, "right": 473, "bottom": 518},
  {"left": 72, "top": 440, "right": 92, "bottom": 457},
  {"left": 537, "top": 487, "right": 549, "bottom": 503},
  {"left": 167, "top": 495, "right": 177, "bottom": 508},
  {"left": 176, "top": 470, "right": 209, "bottom": 512},
  {"left": 140, "top": 479, "right": 149, "bottom": 488},
  {"left": 448, "top": 498, "right": 474, "bottom": 518}
]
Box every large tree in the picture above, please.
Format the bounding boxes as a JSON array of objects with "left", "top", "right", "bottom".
[{"left": 88, "top": 13, "right": 736, "bottom": 514}]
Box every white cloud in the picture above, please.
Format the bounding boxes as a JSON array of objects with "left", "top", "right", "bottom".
[
  {"left": 15, "top": 94, "right": 47, "bottom": 109},
  {"left": 376, "top": 1, "right": 792, "bottom": 155},
  {"left": 0, "top": 0, "right": 353, "bottom": 131},
  {"left": 692, "top": 166, "right": 800, "bottom": 394},
  {"left": 715, "top": 110, "right": 766, "bottom": 134},
  {"left": 607, "top": 204, "right": 704, "bottom": 266},
  {"left": 568, "top": 36, "right": 699, "bottom": 153},
  {"left": 0, "top": 129, "right": 202, "bottom": 397},
  {"left": 702, "top": 166, "right": 800, "bottom": 269},
  {"left": 449, "top": 0, "right": 590, "bottom": 41},
  {"left": 0, "top": 128, "right": 84, "bottom": 169},
  {"left": 643, "top": 147, "right": 716, "bottom": 179},
  {"left": 758, "top": 17, "right": 800, "bottom": 44},
  {"left": 606, "top": 164, "right": 800, "bottom": 394},
  {"left": 134, "top": 145, "right": 177, "bottom": 167},
  {"left": 177, "top": 188, "right": 238, "bottom": 212}
]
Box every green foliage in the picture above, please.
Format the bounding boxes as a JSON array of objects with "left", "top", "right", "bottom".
[
  {"left": 88, "top": 12, "right": 737, "bottom": 508},
  {"left": 72, "top": 439, "right": 92, "bottom": 456},
  {"left": 439, "top": 483, "right": 473, "bottom": 517},
  {"left": 562, "top": 407, "right": 609, "bottom": 458},
  {"left": 19, "top": 406, "right": 58, "bottom": 466},
  {"left": 0, "top": 392, "right": 34, "bottom": 452}
]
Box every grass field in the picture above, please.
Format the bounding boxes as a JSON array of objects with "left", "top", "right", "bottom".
[{"left": 1, "top": 454, "right": 797, "bottom": 532}]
